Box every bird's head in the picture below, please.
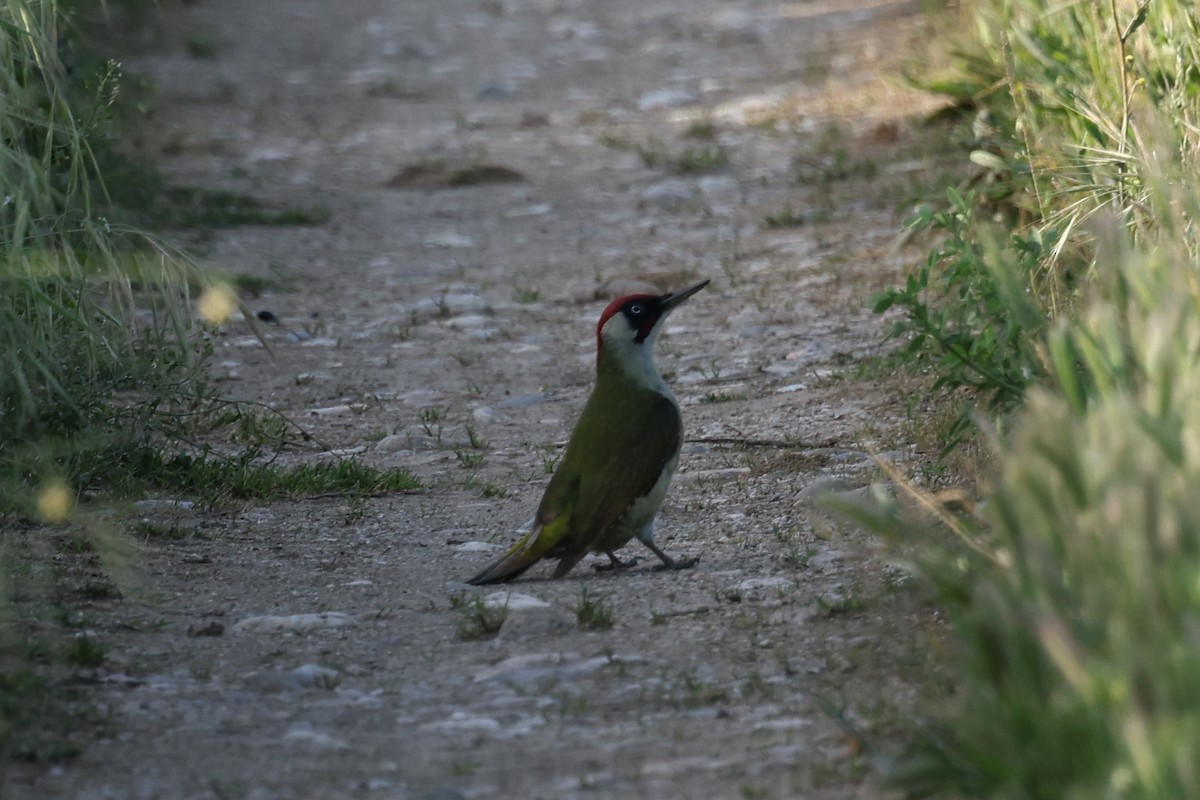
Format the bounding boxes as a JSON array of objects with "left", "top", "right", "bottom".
[{"left": 594, "top": 279, "right": 710, "bottom": 364}]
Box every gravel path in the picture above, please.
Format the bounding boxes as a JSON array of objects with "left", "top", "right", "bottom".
[{"left": 5, "top": 1, "right": 949, "bottom": 798}]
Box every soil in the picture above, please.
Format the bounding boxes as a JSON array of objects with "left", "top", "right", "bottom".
[{"left": 5, "top": 1, "right": 956, "bottom": 798}]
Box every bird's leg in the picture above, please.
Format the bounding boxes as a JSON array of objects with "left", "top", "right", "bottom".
[
  {"left": 592, "top": 551, "right": 640, "bottom": 572},
  {"left": 642, "top": 540, "right": 699, "bottom": 572}
]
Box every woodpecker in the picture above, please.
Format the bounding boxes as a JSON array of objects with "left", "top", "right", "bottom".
[{"left": 465, "top": 279, "right": 710, "bottom": 584}]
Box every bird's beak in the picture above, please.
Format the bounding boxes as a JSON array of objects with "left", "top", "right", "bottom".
[{"left": 660, "top": 279, "right": 710, "bottom": 313}]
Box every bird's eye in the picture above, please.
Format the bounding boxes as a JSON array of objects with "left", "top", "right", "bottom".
[{"left": 629, "top": 304, "right": 643, "bottom": 315}]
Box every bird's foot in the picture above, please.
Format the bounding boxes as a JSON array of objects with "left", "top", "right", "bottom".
[
  {"left": 651, "top": 555, "right": 699, "bottom": 572},
  {"left": 593, "top": 552, "right": 640, "bottom": 572}
]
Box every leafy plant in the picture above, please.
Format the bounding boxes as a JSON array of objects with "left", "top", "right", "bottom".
[
  {"left": 573, "top": 587, "right": 614, "bottom": 630},
  {"left": 872, "top": 189, "right": 1051, "bottom": 441},
  {"left": 451, "top": 593, "right": 507, "bottom": 639}
]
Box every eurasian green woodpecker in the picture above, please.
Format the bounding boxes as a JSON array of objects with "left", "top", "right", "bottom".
[{"left": 465, "top": 279, "right": 710, "bottom": 584}]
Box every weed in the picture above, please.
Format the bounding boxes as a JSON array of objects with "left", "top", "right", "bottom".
[
  {"left": 683, "top": 119, "right": 717, "bottom": 140},
  {"left": 343, "top": 495, "right": 366, "bottom": 524},
  {"left": 597, "top": 131, "right": 633, "bottom": 150},
  {"left": 636, "top": 139, "right": 729, "bottom": 174},
  {"left": 763, "top": 204, "right": 807, "bottom": 228},
  {"left": 454, "top": 449, "right": 486, "bottom": 469},
  {"left": 153, "top": 187, "right": 332, "bottom": 228},
  {"left": 77, "top": 580, "right": 121, "bottom": 600},
  {"left": 540, "top": 448, "right": 561, "bottom": 475},
  {"left": 679, "top": 670, "right": 728, "bottom": 709},
  {"left": 476, "top": 479, "right": 508, "bottom": 499},
  {"left": 672, "top": 145, "right": 729, "bottom": 174},
  {"left": 872, "top": 188, "right": 1050, "bottom": 444},
  {"left": 465, "top": 424, "right": 490, "bottom": 451},
  {"left": 451, "top": 593, "right": 507, "bottom": 639},
  {"left": 417, "top": 407, "right": 445, "bottom": 441},
  {"left": 773, "top": 526, "right": 814, "bottom": 569},
  {"left": 145, "top": 452, "right": 420, "bottom": 505},
  {"left": 183, "top": 34, "right": 219, "bottom": 59},
  {"left": 230, "top": 273, "right": 279, "bottom": 298},
  {"left": 65, "top": 635, "right": 107, "bottom": 667},
  {"left": 573, "top": 587, "right": 615, "bottom": 630}
]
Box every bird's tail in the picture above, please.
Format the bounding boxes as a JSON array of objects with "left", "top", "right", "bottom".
[{"left": 465, "top": 526, "right": 555, "bottom": 585}]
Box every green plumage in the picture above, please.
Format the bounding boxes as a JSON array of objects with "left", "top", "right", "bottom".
[{"left": 465, "top": 352, "right": 682, "bottom": 585}]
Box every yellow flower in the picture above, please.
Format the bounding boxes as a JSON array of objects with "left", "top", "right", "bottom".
[
  {"left": 198, "top": 284, "right": 237, "bottom": 325},
  {"left": 37, "top": 481, "right": 74, "bottom": 523}
]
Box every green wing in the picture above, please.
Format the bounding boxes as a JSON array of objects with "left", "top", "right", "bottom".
[
  {"left": 465, "top": 385, "right": 680, "bottom": 584},
  {"left": 543, "top": 387, "right": 681, "bottom": 576}
]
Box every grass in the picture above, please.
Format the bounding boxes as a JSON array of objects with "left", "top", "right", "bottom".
[
  {"left": 763, "top": 205, "right": 807, "bottom": 228},
  {"left": 451, "top": 593, "right": 507, "bottom": 639},
  {"left": 145, "top": 451, "right": 421, "bottom": 504},
  {"left": 0, "top": 0, "right": 351, "bottom": 765},
  {"left": 637, "top": 141, "right": 730, "bottom": 174},
  {"left": 146, "top": 186, "right": 331, "bottom": 229},
  {"left": 573, "top": 587, "right": 615, "bottom": 630},
  {"left": 853, "top": 0, "right": 1200, "bottom": 796}
]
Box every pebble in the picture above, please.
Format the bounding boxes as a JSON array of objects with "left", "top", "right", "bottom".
[
  {"left": 798, "top": 477, "right": 856, "bottom": 501},
  {"left": 726, "top": 576, "right": 796, "bottom": 604},
  {"left": 472, "top": 653, "right": 612, "bottom": 686},
  {"left": 320, "top": 446, "right": 367, "bottom": 457},
  {"left": 678, "top": 467, "right": 751, "bottom": 483},
  {"left": 422, "top": 711, "right": 501, "bottom": 733},
  {"left": 375, "top": 434, "right": 414, "bottom": 453},
  {"left": 481, "top": 591, "right": 549, "bottom": 610},
  {"left": 472, "top": 406, "right": 509, "bottom": 423},
  {"left": 134, "top": 499, "right": 196, "bottom": 511},
  {"left": 640, "top": 179, "right": 699, "bottom": 211},
  {"left": 310, "top": 404, "right": 354, "bottom": 416},
  {"left": 442, "top": 314, "right": 492, "bottom": 329},
  {"left": 636, "top": 88, "right": 698, "bottom": 110},
  {"left": 497, "top": 604, "right": 577, "bottom": 640},
  {"left": 232, "top": 612, "right": 357, "bottom": 634},
  {"left": 454, "top": 541, "right": 501, "bottom": 553},
  {"left": 245, "top": 664, "right": 342, "bottom": 692},
  {"left": 640, "top": 755, "right": 732, "bottom": 777},
  {"left": 281, "top": 725, "right": 349, "bottom": 749},
  {"left": 423, "top": 232, "right": 475, "bottom": 248},
  {"left": 502, "top": 202, "right": 552, "bottom": 218}
]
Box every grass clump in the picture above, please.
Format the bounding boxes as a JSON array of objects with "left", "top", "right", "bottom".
[
  {"left": 863, "top": 226, "right": 1200, "bottom": 798},
  {"left": 852, "top": 0, "right": 1200, "bottom": 793},
  {"left": 573, "top": 587, "right": 614, "bottom": 630},
  {"left": 451, "top": 593, "right": 507, "bottom": 639},
  {"left": 142, "top": 451, "right": 421, "bottom": 505},
  {"left": 879, "top": 0, "right": 1200, "bottom": 440}
]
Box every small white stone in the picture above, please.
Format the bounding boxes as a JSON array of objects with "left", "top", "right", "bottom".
[
  {"left": 375, "top": 434, "right": 413, "bottom": 453},
  {"left": 310, "top": 404, "right": 353, "bottom": 416},
  {"left": 134, "top": 499, "right": 196, "bottom": 511},
  {"left": 455, "top": 541, "right": 501, "bottom": 552},
  {"left": 233, "top": 612, "right": 356, "bottom": 634},
  {"left": 481, "top": 591, "right": 550, "bottom": 610},
  {"left": 424, "top": 232, "right": 474, "bottom": 248},
  {"left": 637, "top": 88, "right": 698, "bottom": 111}
]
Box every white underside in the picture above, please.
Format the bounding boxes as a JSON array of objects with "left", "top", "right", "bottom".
[{"left": 618, "top": 450, "right": 678, "bottom": 546}]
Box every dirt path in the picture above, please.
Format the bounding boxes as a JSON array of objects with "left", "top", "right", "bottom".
[{"left": 7, "top": 1, "right": 947, "bottom": 798}]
